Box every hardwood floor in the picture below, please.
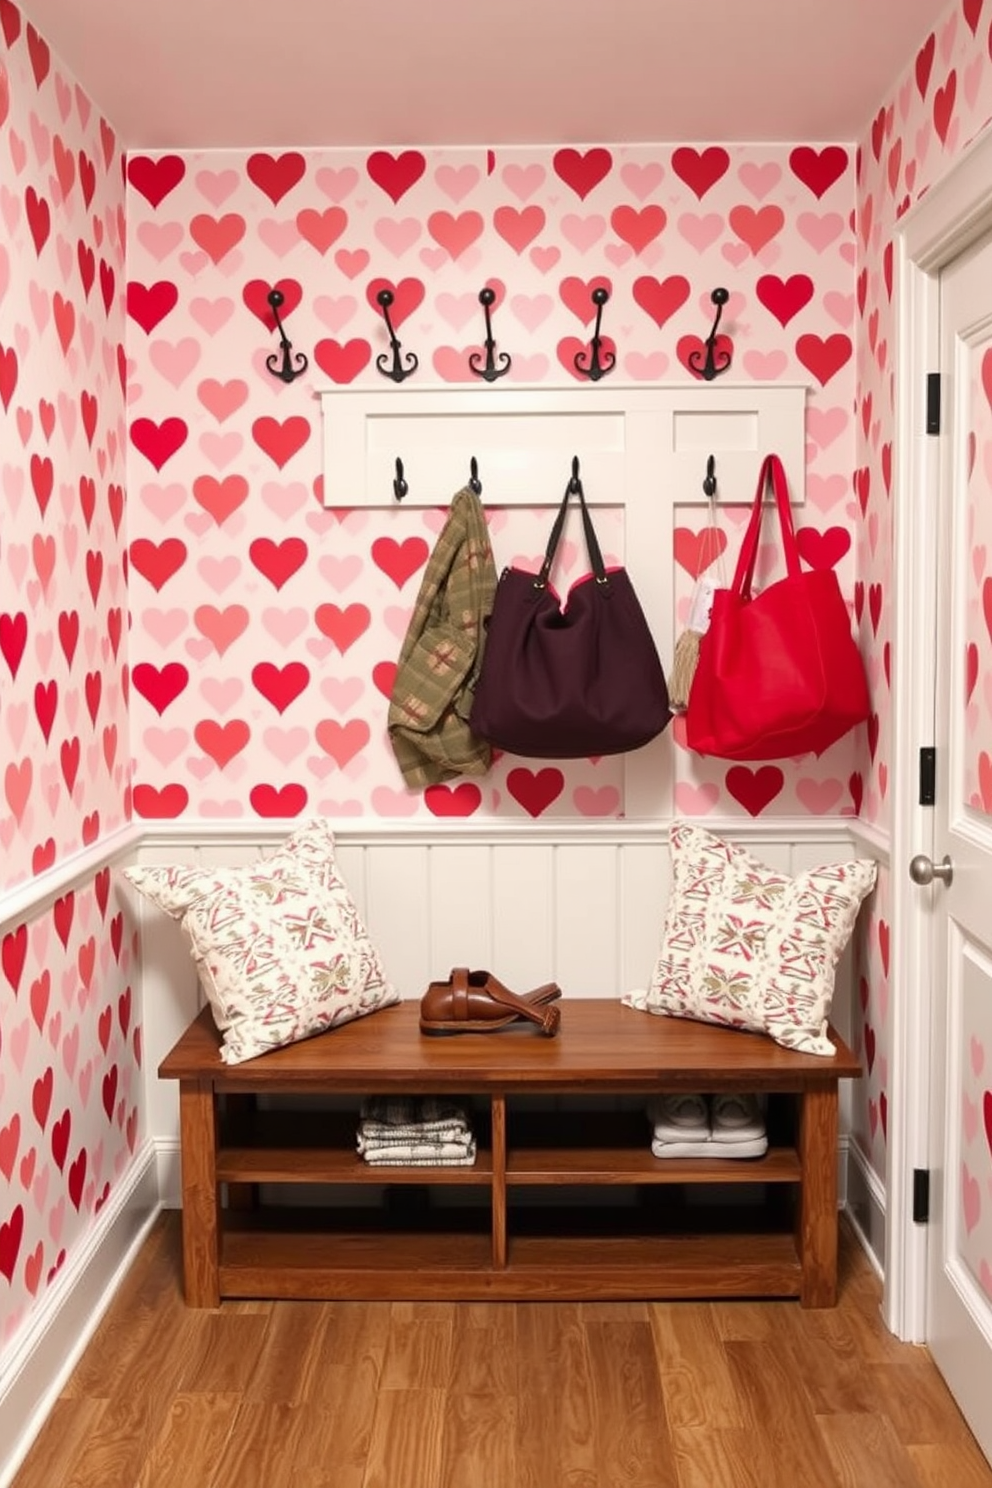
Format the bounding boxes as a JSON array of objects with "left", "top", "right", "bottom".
[{"left": 11, "top": 1212, "right": 992, "bottom": 1488}]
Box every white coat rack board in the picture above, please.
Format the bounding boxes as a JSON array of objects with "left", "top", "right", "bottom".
[{"left": 318, "top": 383, "right": 807, "bottom": 819}]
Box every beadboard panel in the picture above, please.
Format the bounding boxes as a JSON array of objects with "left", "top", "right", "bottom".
[{"left": 131, "top": 819, "right": 863, "bottom": 1155}]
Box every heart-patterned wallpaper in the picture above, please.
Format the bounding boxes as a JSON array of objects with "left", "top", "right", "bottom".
[
  {"left": 0, "top": 0, "right": 129, "bottom": 896},
  {"left": 124, "top": 141, "right": 870, "bottom": 823}
]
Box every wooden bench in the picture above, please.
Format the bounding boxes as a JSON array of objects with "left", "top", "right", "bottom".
[{"left": 159, "top": 999, "right": 861, "bottom": 1308}]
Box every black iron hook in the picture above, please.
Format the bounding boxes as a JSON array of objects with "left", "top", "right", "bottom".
[
  {"left": 574, "top": 287, "right": 615, "bottom": 382},
  {"left": 568, "top": 455, "right": 582, "bottom": 494},
  {"left": 375, "top": 289, "right": 418, "bottom": 383},
  {"left": 393, "top": 457, "right": 408, "bottom": 501},
  {"left": 264, "top": 289, "right": 308, "bottom": 384},
  {"left": 688, "top": 288, "right": 733, "bottom": 381},
  {"left": 703, "top": 455, "right": 717, "bottom": 498},
  {"left": 468, "top": 457, "right": 482, "bottom": 495},
  {"left": 468, "top": 287, "right": 511, "bottom": 382}
]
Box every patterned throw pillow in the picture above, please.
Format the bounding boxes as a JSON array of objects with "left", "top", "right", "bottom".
[
  {"left": 124, "top": 819, "right": 398, "bottom": 1064},
  {"left": 625, "top": 822, "right": 877, "bottom": 1056}
]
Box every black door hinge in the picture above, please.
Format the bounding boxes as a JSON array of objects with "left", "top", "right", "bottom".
[
  {"left": 913, "top": 1168, "right": 930, "bottom": 1224},
  {"left": 919, "top": 747, "right": 936, "bottom": 806},
  {"left": 926, "top": 372, "right": 941, "bottom": 434}
]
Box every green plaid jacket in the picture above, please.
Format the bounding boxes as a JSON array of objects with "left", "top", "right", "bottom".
[{"left": 387, "top": 486, "right": 498, "bottom": 789}]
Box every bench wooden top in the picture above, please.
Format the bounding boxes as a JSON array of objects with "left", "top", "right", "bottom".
[{"left": 159, "top": 1000, "right": 861, "bottom": 1094}]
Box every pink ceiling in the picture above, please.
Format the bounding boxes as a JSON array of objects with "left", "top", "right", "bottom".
[{"left": 18, "top": 0, "right": 950, "bottom": 148}]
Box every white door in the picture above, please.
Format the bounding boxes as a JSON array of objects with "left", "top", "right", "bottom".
[{"left": 922, "top": 227, "right": 992, "bottom": 1460}]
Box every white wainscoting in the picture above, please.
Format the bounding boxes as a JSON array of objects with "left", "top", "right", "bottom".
[{"left": 131, "top": 816, "right": 866, "bottom": 1207}]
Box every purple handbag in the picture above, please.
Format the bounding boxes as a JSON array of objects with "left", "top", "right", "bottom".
[{"left": 469, "top": 461, "right": 671, "bottom": 759}]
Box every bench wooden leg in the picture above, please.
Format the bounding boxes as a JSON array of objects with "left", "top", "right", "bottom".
[
  {"left": 178, "top": 1078, "right": 220, "bottom": 1308},
  {"left": 797, "top": 1084, "right": 839, "bottom": 1308}
]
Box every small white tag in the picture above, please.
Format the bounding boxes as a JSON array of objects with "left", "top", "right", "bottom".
[{"left": 687, "top": 576, "right": 718, "bottom": 634}]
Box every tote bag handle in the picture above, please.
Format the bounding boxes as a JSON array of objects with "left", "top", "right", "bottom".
[
  {"left": 731, "top": 453, "right": 802, "bottom": 600},
  {"left": 535, "top": 457, "right": 607, "bottom": 590}
]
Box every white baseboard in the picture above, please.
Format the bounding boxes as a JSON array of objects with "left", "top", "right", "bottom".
[
  {"left": 842, "top": 1137, "right": 886, "bottom": 1279},
  {"left": 0, "top": 1141, "right": 160, "bottom": 1488}
]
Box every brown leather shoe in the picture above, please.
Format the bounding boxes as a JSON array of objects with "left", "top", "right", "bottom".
[{"left": 420, "top": 969, "right": 562, "bottom": 1036}]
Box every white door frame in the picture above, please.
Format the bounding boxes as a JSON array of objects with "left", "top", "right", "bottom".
[{"left": 889, "top": 122, "right": 992, "bottom": 1341}]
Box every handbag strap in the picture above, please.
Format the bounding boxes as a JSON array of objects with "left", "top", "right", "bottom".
[
  {"left": 731, "top": 453, "right": 802, "bottom": 598},
  {"left": 535, "top": 458, "right": 608, "bottom": 589}
]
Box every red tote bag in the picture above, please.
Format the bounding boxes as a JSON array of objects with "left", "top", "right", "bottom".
[{"left": 685, "top": 453, "right": 869, "bottom": 761}]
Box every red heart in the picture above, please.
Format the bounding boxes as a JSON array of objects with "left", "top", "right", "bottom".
[
  {"left": 32, "top": 839, "right": 55, "bottom": 874},
  {"left": 552, "top": 147, "right": 613, "bottom": 200},
  {"left": 0, "top": 611, "right": 28, "bottom": 678},
  {"left": 95, "top": 868, "right": 110, "bottom": 918},
  {"left": 242, "top": 277, "right": 302, "bottom": 330},
  {"left": 966, "top": 642, "right": 979, "bottom": 702},
  {"left": 983, "top": 1090, "right": 992, "bottom": 1158},
  {"left": 118, "top": 987, "right": 132, "bottom": 1037},
  {"left": 854, "top": 467, "right": 871, "bottom": 515},
  {"left": 81, "top": 391, "right": 98, "bottom": 446},
  {"left": 82, "top": 811, "right": 100, "bottom": 846},
  {"left": 26, "top": 23, "right": 50, "bottom": 85},
  {"left": 671, "top": 146, "right": 729, "bottom": 199},
  {"left": 559, "top": 275, "right": 613, "bottom": 325},
  {"left": 867, "top": 713, "right": 880, "bottom": 762},
  {"left": 789, "top": 146, "right": 848, "bottom": 198},
  {"left": 728, "top": 205, "right": 784, "bottom": 254},
  {"left": 371, "top": 536, "right": 429, "bottom": 589},
  {"left": 34, "top": 680, "right": 58, "bottom": 743},
  {"left": 315, "top": 719, "right": 370, "bottom": 767},
  {"left": 367, "top": 149, "right": 426, "bottom": 203},
  {"left": 312, "top": 338, "right": 371, "bottom": 383},
  {"left": 964, "top": 0, "right": 984, "bottom": 34},
  {"left": 68, "top": 1148, "right": 87, "bottom": 1211},
  {"left": 0, "top": 1, "right": 21, "bottom": 47},
  {"left": 99, "top": 260, "right": 115, "bottom": 315},
  {"left": 251, "top": 661, "right": 310, "bottom": 713},
  {"left": 373, "top": 661, "right": 398, "bottom": 699},
  {"left": 2, "top": 924, "right": 27, "bottom": 993},
  {"left": 795, "top": 526, "right": 850, "bottom": 570},
  {"left": 795, "top": 333, "right": 852, "bottom": 387},
  {"left": 126, "top": 154, "right": 185, "bottom": 207},
  {"left": 51, "top": 1110, "right": 71, "bottom": 1171},
  {"left": 849, "top": 772, "right": 864, "bottom": 814},
  {"left": 314, "top": 603, "right": 370, "bottom": 653},
  {"left": 131, "top": 661, "right": 189, "bottom": 715},
  {"left": 296, "top": 207, "right": 348, "bottom": 254},
  {"left": 507, "top": 767, "right": 564, "bottom": 818},
  {"left": 29, "top": 453, "right": 53, "bottom": 513},
  {"left": 916, "top": 33, "right": 936, "bottom": 97},
  {"left": 130, "top": 416, "right": 188, "bottom": 471},
  {"left": 85, "top": 671, "right": 102, "bottom": 724},
  {"left": 864, "top": 1024, "right": 876, "bottom": 1074},
  {"left": 557, "top": 335, "right": 617, "bottom": 381},
  {"left": 132, "top": 783, "right": 189, "bottom": 818},
  {"left": 79, "top": 151, "right": 96, "bottom": 208},
  {"left": 189, "top": 213, "right": 246, "bottom": 264},
  {"left": 0, "top": 1205, "right": 23, "bottom": 1284},
  {"left": 677, "top": 333, "right": 733, "bottom": 379},
  {"left": 424, "top": 783, "right": 482, "bottom": 817},
  {"left": 611, "top": 204, "right": 666, "bottom": 254},
  {"left": 249, "top": 783, "right": 308, "bottom": 817},
  {"left": 79, "top": 476, "right": 96, "bottom": 527},
  {"left": 0, "top": 342, "right": 18, "bottom": 411},
  {"left": 632, "top": 275, "right": 689, "bottom": 329},
  {"left": 192, "top": 475, "right": 249, "bottom": 526},
  {"left": 365, "top": 277, "right": 425, "bottom": 327},
  {"left": 246, "top": 151, "right": 306, "bottom": 205},
  {"left": 248, "top": 536, "right": 308, "bottom": 589},
  {"left": 251, "top": 415, "right": 310, "bottom": 468},
  {"left": 126, "top": 280, "right": 178, "bottom": 333},
  {"left": 32, "top": 1068, "right": 53, "bottom": 1130},
  {"left": 493, "top": 205, "right": 545, "bottom": 254},
  {"left": 725, "top": 765, "right": 784, "bottom": 816},
  {"left": 878, "top": 920, "right": 890, "bottom": 977},
  {"left": 52, "top": 892, "right": 75, "bottom": 950},
  {"left": 129, "top": 537, "right": 187, "bottom": 591},
  {"left": 755, "top": 274, "right": 814, "bottom": 327},
  {"left": 85, "top": 550, "right": 103, "bottom": 605},
  {"left": 25, "top": 186, "right": 51, "bottom": 255},
  {"left": 58, "top": 609, "right": 79, "bottom": 665},
  {"left": 77, "top": 240, "right": 95, "bottom": 297},
  {"left": 427, "top": 210, "right": 484, "bottom": 260},
  {"left": 673, "top": 527, "right": 727, "bottom": 579},
  {"left": 981, "top": 348, "right": 992, "bottom": 414},
  {"left": 869, "top": 583, "right": 883, "bottom": 635},
  {"left": 194, "top": 719, "right": 250, "bottom": 769},
  {"left": 934, "top": 72, "right": 957, "bottom": 145},
  {"left": 102, "top": 1066, "right": 118, "bottom": 1122}
]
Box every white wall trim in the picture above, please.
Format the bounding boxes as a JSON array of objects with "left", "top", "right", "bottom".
[
  {"left": 888, "top": 117, "right": 992, "bottom": 1344},
  {"left": 0, "top": 1141, "right": 160, "bottom": 1488},
  {"left": 0, "top": 821, "right": 144, "bottom": 937},
  {"left": 843, "top": 1136, "right": 887, "bottom": 1282},
  {"left": 846, "top": 817, "right": 891, "bottom": 862}
]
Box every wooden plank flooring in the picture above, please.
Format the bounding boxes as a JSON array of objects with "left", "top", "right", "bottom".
[{"left": 10, "top": 1212, "right": 992, "bottom": 1488}]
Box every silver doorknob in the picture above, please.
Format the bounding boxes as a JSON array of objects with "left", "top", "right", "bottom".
[{"left": 909, "top": 853, "right": 953, "bottom": 886}]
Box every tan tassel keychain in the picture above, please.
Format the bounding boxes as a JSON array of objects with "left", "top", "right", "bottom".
[{"left": 669, "top": 457, "right": 727, "bottom": 712}]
